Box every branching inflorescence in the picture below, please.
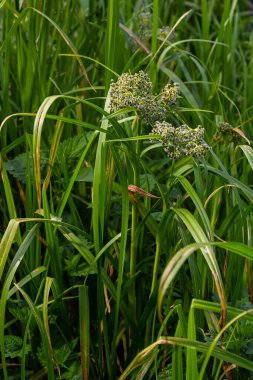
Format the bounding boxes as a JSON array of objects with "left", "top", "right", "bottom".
[{"left": 110, "top": 70, "right": 208, "bottom": 159}]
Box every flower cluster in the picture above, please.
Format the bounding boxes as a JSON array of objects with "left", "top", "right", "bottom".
[
  {"left": 110, "top": 71, "right": 152, "bottom": 109},
  {"left": 137, "top": 11, "right": 152, "bottom": 44},
  {"left": 161, "top": 82, "right": 180, "bottom": 105},
  {"left": 218, "top": 122, "right": 243, "bottom": 144},
  {"left": 110, "top": 71, "right": 208, "bottom": 160},
  {"left": 110, "top": 71, "right": 166, "bottom": 124},
  {"left": 136, "top": 12, "right": 175, "bottom": 47},
  {"left": 157, "top": 26, "right": 175, "bottom": 42},
  {"left": 151, "top": 121, "right": 208, "bottom": 159}
]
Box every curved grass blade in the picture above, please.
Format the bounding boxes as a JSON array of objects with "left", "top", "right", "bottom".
[
  {"left": 0, "top": 219, "right": 21, "bottom": 281},
  {"left": 59, "top": 53, "right": 119, "bottom": 77},
  {"left": 240, "top": 145, "right": 253, "bottom": 171},
  {"left": 0, "top": 155, "right": 22, "bottom": 244},
  {"left": 43, "top": 277, "right": 60, "bottom": 376},
  {"left": 158, "top": 242, "right": 207, "bottom": 320},
  {"left": 8, "top": 266, "right": 47, "bottom": 298},
  {"left": 15, "top": 283, "right": 55, "bottom": 379},
  {"left": 0, "top": 0, "right": 7, "bottom": 9},
  {"left": 119, "top": 336, "right": 253, "bottom": 380},
  {"left": 56, "top": 131, "right": 97, "bottom": 218},
  {"left": 0, "top": 224, "right": 40, "bottom": 379},
  {"left": 173, "top": 208, "right": 226, "bottom": 323},
  {"left": 177, "top": 176, "right": 213, "bottom": 240},
  {"left": 33, "top": 96, "right": 60, "bottom": 208},
  {"left": 158, "top": 239, "right": 253, "bottom": 321},
  {"left": 192, "top": 299, "right": 253, "bottom": 323},
  {"left": 199, "top": 308, "right": 253, "bottom": 380}
]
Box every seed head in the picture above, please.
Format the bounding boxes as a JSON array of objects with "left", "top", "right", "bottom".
[
  {"left": 110, "top": 71, "right": 167, "bottom": 124},
  {"left": 137, "top": 94, "right": 167, "bottom": 124},
  {"left": 217, "top": 122, "right": 244, "bottom": 144},
  {"left": 161, "top": 83, "right": 180, "bottom": 105},
  {"left": 157, "top": 26, "right": 176, "bottom": 42},
  {"left": 110, "top": 71, "right": 152, "bottom": 112},
  {"left": 151, "top": 121, "right": 208, "bottom": 159}
]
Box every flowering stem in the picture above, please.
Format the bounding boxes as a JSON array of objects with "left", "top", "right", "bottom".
[
  {"left": 149, "top": 0, "right": 159, "bottom": 82},
  {"left": 129, "top": 124, "right": 140, "bottom": 321}
]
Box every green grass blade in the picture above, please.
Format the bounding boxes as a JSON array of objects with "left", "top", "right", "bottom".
[
  {"left": 177, "top": 175, "right": 213, "bottom": 239},
  {"left": 79, "top": 285, "right": 90, "bottom": 380},
  {"left": 119, "top": 336, "right": 253, "bottom": 379},
  {"left": 0, "top": 219, "right": 20, "bottom": 281},
  {"left": 0, "top": 224, "right": 40, "bottom": 379},
  {"left": 240, "top": 145, "right": 253, "bottom": 171},
  {"left": 186, "top": 307, "right": 198, "bottom": 380},
  {"left": 14, "top": 284, "right": 55, "bottom": 379},
  {"left": 8, "top": 266, "right": 47, "bottom": 298},
  {"left": 173, "top": 208, "right": 226, "bottom": 319}
]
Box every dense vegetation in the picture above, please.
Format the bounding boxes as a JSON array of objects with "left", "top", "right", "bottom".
[{"left": 1, "top": 0, "right": 253, "bottom": 379}]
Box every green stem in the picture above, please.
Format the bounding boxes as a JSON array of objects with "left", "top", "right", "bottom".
[
  {"left": 129, "top": 124, "right": 140, "bottom": 321},
  {"left": 149, "top": 0, "right": 159, "bottom": 83},
  {"left": 79, "top": 285, "right": 90, "bottom": 380}
]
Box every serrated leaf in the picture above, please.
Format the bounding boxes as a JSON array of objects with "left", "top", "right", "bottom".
[
  {"left": 140, "top": 173, "right": 156, "bottom": 192},
  {"left": 7, "top": 300, "right": 30, "bottom": 322},
  {"left": 4, "top": 335, "right": 30, "bottom": 358},
  {"left": 61, "top": 361, "right": 82, "bottom": 380},
  {"left": 151, "top": 211, "right": 162, "bottom": 222},
  {"left": 75, "top": 167, "right": 94, "bottom": 182},
  {"left": 5, "top": 151, "right": 48, "bottom": 184},
  {"left": 69, "top": 264, "right": 97, "bottom": 277},
  {"left": 53, "top": 343, "right": 72, "bottom": 365},
  {"left": 57, "top": 134, "right": 88, "bottom": 161},
  {"left": 37, "top": 335, "right": 78, "bottom": 367},
  {"left": 5, "top": 153, "right": 28, "bottom": 183}
]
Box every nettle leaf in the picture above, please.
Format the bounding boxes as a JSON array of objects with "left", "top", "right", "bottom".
[
  {"left": 37, "top": 339, "right": 78, "bottom": 368},
  {"left": 7, "top": 299, "right": 30, "bottom": 322},
  {"left": 4, "top": 335, "right": 30, "bottom": 358},
  {"left": 140, "top": 173, "right": 156, "bottom": 192},
  {"left": 63, "top": 237, "right": 95, "bottom": 277},
  {"left": 75, "top": 166, "right": 94, "bottom": 182},
  {"left": 64, "top": 253, "right": 97, "bottom": 277},
  {"left": 37, "top": 345, "right": 47, "bottom": 367},
  {"left": 54, "top": 338, "right": 78, "bottom": 365},
  {"left": 5, "top": 151, "right": 48, "bottom": 184},
  {"left": 5, "top": 153, "right": 28, "bottom": 183},
  {"left": 151, "top": 211, "right": 163, "bottom": 222},
  {"left": 54, "top": 345, "right": 72, "bottom": 365},
  {"left": 69, "top": 263, "right": 97, "bottom": 277},
  {"left": 57, "top": 134, "right": 89, "bottom": 161},
  {"left": 61, "top": 361, "right": 82, "bottom": 380},
  {"left": 157, "top": 367, "right": 173, "bottom": 380}
]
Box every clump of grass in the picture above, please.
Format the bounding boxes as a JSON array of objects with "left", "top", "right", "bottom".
[{"left": 1, "top": 1, "right": 253, "bottom": 379}]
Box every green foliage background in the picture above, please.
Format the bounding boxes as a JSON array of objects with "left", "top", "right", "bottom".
[{"left": 1, "top": 0, "right": 253, "bottom": 379}]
